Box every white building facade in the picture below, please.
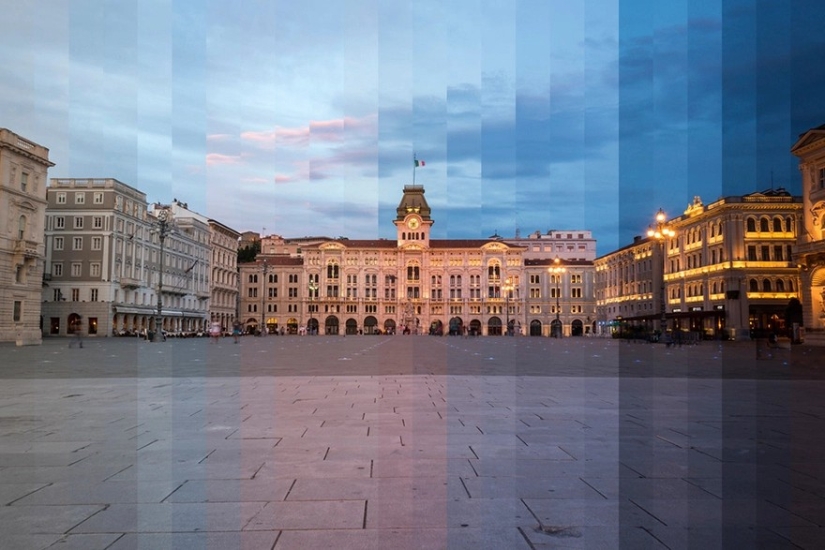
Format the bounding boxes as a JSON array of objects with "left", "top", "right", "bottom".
[
  {"left": 0, "top": 129, "right": 54, "bottom": 345},
  {"left": 239, "top": 185, "right": 598, "bottom": 337}
]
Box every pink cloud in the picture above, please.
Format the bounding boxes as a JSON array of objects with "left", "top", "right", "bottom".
[
  {"left": 241, "top": 127, "right": 308, "bottom": 147},
  {"left": 274, "top": 174, "right": 292, "bottom": 184},
  {"left": 206, "top": 153, "right": 245, "bottom": 165},
  {"left": 240, "top": 114, "right": 377, "bottom": 148}
]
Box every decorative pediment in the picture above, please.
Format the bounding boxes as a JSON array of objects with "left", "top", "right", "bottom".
[
  {"left": 12, "top": 199, "right": 38, "bottom": 212},
  {"left": 481, "top": 242, "right": 508, "bottom": 251},
  {"left": 400, "top": 243, "right": 424, "bottom": 251},
  {"left": 684, "top": 196, "right": 704, "bottom": 216},
  {"left": 791, "top": 127, "right": 825, "bottom": 156},
  {"left": 320, "top": 242, "right": 346, "bottom": 251}
]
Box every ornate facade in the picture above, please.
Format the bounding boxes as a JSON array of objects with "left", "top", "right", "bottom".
[
  {"left": 0, "top": 129, "right": 54, "bottom": 345},
  {"left": 596, "top": 191, "right": 803, "bottom": 339},
  {"left": 791, "top": 124, "right": 825, "bottom": 334},
  {"left": 238, "top": 185, "right": 597, "bottom": 337}
]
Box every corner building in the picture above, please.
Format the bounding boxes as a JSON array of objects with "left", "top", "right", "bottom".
[
  {"left": 42, "top": 180, "right": 214, "bottom": 337},
  {"left": 239, "top": 185, "right": 597, "bottom": 337},
  {"left": 791, "top": 124, "right": 825, "bottom": 336},
  {"left": 0, "top": 129, "right": 54, "bottom": 345},
  {"left": 596, "top": 190, "right": 802, "bottom": 339}
]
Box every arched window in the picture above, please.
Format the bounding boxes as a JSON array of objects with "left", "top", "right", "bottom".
[
  {"left": 760, "top": 218, "right": 769, "bottom": 232},
  {"left": 785, "top": 217, "right": 793, "bottom": 232},
  {"left": 762, "top": 279, "right": 772, "bottom": 292},
  {"left": 712, "top": 282, "right": 717, "bottom": 294},
  {"left": 773, "top": 218, "right": 782, "bottom": 232},
  {"left": 18, "top": 215, "right": 26, "bottom": 239},
  {"left": 327, "top": 262, "right": 339, "bottom": 280},
  {"left": 776, "top": 279, "right": 785, "bottom": 292},
  {"left": 749, "top": 279, "right": 758, "bottom": 292},
  {"left": 746, "top": 218, "right": 756, "bottom": 232},
  {"left": 787, "top": 279, "right": 794, "bottom": 292}
]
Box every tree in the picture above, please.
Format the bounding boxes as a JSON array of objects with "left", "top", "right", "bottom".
[{"left": 237, "top": 240, "right": 260, "bottom": 263}]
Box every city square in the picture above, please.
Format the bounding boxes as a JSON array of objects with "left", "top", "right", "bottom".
[{"left": 2, "top": 334, "right": 824, "bottom": 549}]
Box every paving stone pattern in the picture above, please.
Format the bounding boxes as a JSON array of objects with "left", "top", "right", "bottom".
[{"left": 0, "top": 336, "right": 824, "bottom": 549}]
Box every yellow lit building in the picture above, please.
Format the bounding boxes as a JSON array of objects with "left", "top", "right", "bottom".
[
  {"left": 596, "top": 190, "right": 803, "bottom": 339},
  {"left": 791, "top": 124, "right": 825, "bottom": 336}
]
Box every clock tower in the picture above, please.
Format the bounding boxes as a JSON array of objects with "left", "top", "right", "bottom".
[{"left": 394, "top": 185, "right": 433, "bottom": 247}]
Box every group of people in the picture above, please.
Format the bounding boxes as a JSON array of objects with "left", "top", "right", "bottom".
[{"left": 210, "top": 320, "right": 243, "bottom": 343}]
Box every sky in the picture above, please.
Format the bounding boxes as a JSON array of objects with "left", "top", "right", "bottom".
[{"left": 3, "top": 0, "right": 825, "bottom": 254}]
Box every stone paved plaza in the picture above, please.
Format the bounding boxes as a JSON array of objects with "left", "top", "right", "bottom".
[{"left": 1, "top": 335, "right": 824, "bottom": 549}]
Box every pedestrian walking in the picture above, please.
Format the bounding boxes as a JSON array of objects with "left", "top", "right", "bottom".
[
  {"left": 232, "top": 320, "right": 242, "bottom": 343},
  {"left": 209, "top": 321, "right": 221, "bottom": 343},
  {"left": 69, "top": 316, "right": 83, "bottom": 348}
]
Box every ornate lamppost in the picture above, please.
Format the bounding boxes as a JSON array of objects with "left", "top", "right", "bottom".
[
  {"left": 502, "top": 277, "right": 514, "bottom": 336},
  {"left": 647, "top": 208, "right": 675, "bottom": 335},
  {"left": 153, "top": 206, "right": 172, "bottom": 342},
  {"left": 549, "top": 256, "right": 566, "bottom": 338}
]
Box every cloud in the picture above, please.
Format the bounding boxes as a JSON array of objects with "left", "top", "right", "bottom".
[
  {"left": 206, "top": 153, "right": 245, "bottom": 166},
  {"left": 274, "top": 174, "right": 292, "bottom": 184},
  {"left": 240, "top": 114, "right": 377, "bottom": 149}
]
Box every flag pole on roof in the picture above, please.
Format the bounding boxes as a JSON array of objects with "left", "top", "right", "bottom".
[{"left": 413, "top": 153, "right": 425, "bottom": 186}]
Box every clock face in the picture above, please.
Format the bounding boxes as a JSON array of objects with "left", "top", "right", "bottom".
[{"left": 407, "top": 218, "right": 419, "bottom": 230}]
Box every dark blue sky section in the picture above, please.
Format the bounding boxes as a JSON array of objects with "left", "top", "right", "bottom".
[{"left": 617, "top": 0, "right": 825, "bottom": 248}]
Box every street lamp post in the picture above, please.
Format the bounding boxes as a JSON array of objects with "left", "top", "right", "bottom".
[
  {"left": 260, "top": 258, "right": 267, "bottom": 336},
  {"left": 647, "top": 208, "right": 675, "bottom": 336},
  {"left": 308, "top": 278, "right": 317, "bottom": 335},
  {"left": 502, "top": 277, "right": 514, "bottom": 336},
  {"left": 549, "top": 256, "right": 566, "bottom": 338},
  {"left": 154, "top": 207, "right": 172, "bottom": 342}
]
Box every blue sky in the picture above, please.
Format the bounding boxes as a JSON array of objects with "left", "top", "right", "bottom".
[{"left": 3, "top": 1, "right": 824, "bottom": 254}]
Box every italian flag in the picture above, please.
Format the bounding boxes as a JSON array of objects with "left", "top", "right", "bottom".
[{"left": 415, "top": 159, "right": 425, "bottom": 167}]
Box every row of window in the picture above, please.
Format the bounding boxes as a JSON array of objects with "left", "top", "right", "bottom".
[
  {"left": 248, "top": 287, "right": 301, "bottom": 298},
  {"left": 250, "top": 303, "right": 587, "bottom": 316},
  {"left": 246, "top": 303, "right": 300, "bottom": 313},
  {"left": 55, "top": 191, "right": 106, "bottom": 205},
  {"left": 51, "top": 263, "right": 102, "bottom": 278},
  {"left": 251, "top": 272, "right": 583, "bottom": 288},
  {"left": 52, "top": 288, "right": 99, "bottom": 302},
  {"left": 51, "top": 215, "right": 104, "bottom": 230},
  {"left": 747, "top": 244, "right": 794, "bottom": 262},
  {"left": 53, "top": 236, "right": 104, "bottom": 251},
  {"left": 667, "top": 278, "right": 796, "bottom": 299},
  {"left": 745, "top": 216, "right": 794, "bottom": 233}
]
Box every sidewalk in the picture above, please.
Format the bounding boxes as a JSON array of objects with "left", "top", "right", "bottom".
[{"left": 1, "top": 337, "right": 823, "bottom": 549}]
